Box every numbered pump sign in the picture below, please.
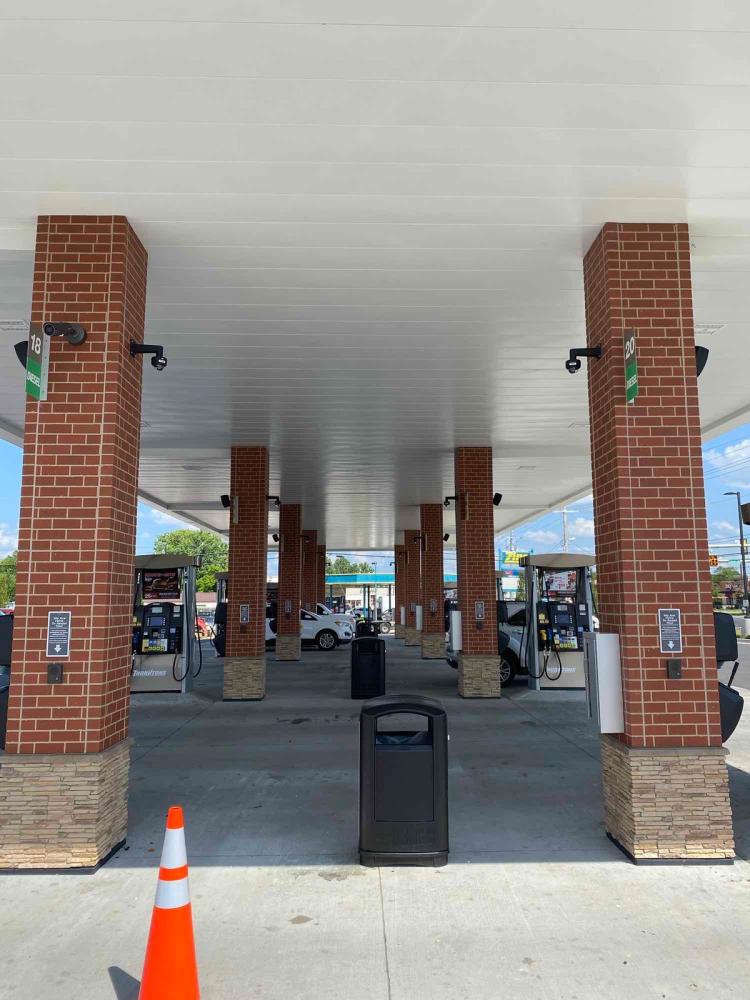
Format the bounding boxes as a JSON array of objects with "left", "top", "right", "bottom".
[
  {"left": 26, "top": 322, "right": 50, "bottom": 401},
  {"left": 624, "top": 329, "right": 639, "bottom": 405}
]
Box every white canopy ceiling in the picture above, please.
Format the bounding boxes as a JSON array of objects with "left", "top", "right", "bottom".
[{"left": 1, "top": 2, "right": 749, "bottom": 546}]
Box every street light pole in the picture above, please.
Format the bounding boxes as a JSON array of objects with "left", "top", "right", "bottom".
[{"left": 724, "top": 491, "right": 749, "bottom": 617}]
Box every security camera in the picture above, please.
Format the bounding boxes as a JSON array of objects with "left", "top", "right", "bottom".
[
  {"left": 443, "top": 533, "right": 450, "bottom": 542},
  {"left": 565, "top": 346, "right": 602, "bottom": 374},
  {"left": 220, "top": 494, "right": 231, "bottom": 509},
  {"left": 443, "top": 495, "right": 455, "bottom": 508},
  {"left": 272, "top": 533, "right": 280, "bottom": 543},
  {"left": 43, "top": 322, "right": 87, "bottom": 346},
  {"left": 493, "top": 493, "right": 503, "bottom": 507},
  {"left": 130, "top": 339, "right": 168, "bottom": 373}
]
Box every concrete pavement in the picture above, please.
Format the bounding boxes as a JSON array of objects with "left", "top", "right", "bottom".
[{"left": 2, "top": 638, "right": 750, "bottom": 999}]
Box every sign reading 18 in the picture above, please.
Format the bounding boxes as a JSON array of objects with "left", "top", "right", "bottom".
[{"left": 29, "top": 332, "right": 42, "bottom": 356}]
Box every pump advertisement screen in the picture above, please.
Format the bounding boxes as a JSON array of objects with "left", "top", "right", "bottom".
[
  {"left": 545, "top": 570, "right": 577, "bottom": 596},
  {"left": 143, "top": 569, "right": 180, "bottom": 601}
]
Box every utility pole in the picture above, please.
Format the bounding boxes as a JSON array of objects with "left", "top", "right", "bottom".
[{"left": 725, "top": 491, "right": 749, "bottom": 622}]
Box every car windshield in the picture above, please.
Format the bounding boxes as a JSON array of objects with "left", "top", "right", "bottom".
[{"left": 508, "top": 609, "right": 527, "bottom": 627}]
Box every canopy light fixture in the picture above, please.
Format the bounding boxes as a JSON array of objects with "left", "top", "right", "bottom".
[
  {"left": 696, "top": 345, "right": 709, "bottom": 378},
  {"left": 43, "top": 322, "right": 87, "bottom": 346}
]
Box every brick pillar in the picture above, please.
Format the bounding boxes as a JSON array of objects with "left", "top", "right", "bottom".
[
  {"left": 276, "top": 503, "right": 302, "bottom": 660},
  {"left": 584, "top": 222, "right": 733, "bottom": 861},
  {"left": 301, "top": 530, "right": 318, "bottom": 611},
  {"left": 404, "top": 532, "right": 422, "bottom": 646},
  {"left": 223, "top": 447, "right": 269, "bottom": 700},
  {"left": 0, "top": 215, "right": 146, "bottom": 869},
  {"left": 454, "top": 447, "right": 500, "bottom": 697},
  {"left": 394, "top": 544, "right": 406, "bottom": 639},
  {"left": 420, "top": 505, "right": 445, "bottom": 658},
  {"left": 316, "top": 544, "right": 327, "bottom": 605}
]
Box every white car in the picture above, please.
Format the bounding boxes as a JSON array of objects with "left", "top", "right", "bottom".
[
  {"left": 266, "top": 608, "right": 353, "bottom": 650},
  {"left": 316, "top": 602, "right": 356, "bottom": 627}
]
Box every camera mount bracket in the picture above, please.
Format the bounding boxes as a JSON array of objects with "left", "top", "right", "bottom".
[{"left": 565, "top": 346, "right": 602, "bottom": 373}]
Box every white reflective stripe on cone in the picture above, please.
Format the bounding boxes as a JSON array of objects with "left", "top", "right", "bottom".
[
  {"left": 155, "top": 877, "right": 191, "bottom": 910},
  {"left": 160, "top": 827, "right": 188, "bottom": 869}
]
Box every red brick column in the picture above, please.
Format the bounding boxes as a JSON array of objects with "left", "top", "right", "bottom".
[
  {"left": 394, "top": 543, "right": 406, "bottom": 639},
  {"left": 584, "top": 222, "right": 733, "bottom": 860},
  {"left": 454, "top": 447, "right": 500, "bottom": 697},
  {"left": 420, "top": 504, "right": 445, "bottom": 658},
  {"left": 301, "top": 530, "right": 318, "bottom": 611},
  {"left": 224, "top": 446, "right": 269, "bottom": 700},
  {"left": 276, "top": 503, "right": 302, "bottom": 660},
  {"left": 404, "top": 532, "right": 422, "bottom": 646},
  {"left": 316, "top": 544, "right": 327, "bottom": 606},
  {"left": 0, "top": 215, "right": 146, "bottom": 869}
]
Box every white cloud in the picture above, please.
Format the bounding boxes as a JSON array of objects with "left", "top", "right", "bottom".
[
  {"left": 712, "top": 520, "right": 738, "bottom": 538},
  {"left": 0, "top": 522, "right": 18, "bottom": 557},
  {"left": 705, "top": 437, "right": 750, "bottom": 471},
  {"left": 570, "top": 517, "right": 595, "bottom": 538},
  {"left": 525, "top": 529, "right": 558, "bottom": 545},
  {"left": 148, "top": 509, "right": 196, "bottom": 530}
]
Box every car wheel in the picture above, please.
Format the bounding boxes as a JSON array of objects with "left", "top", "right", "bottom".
[
  {"left": 317, "top": 629, "right": 338, "bottom": 651},
  {"left": 379, "top": 621, "right": 391, "bottom": 634},
  {"left": 500, "top": 652, "right": 519, "bottom": 686}
]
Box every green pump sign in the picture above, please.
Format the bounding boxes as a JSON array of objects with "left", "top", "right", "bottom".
[
  {"left": 624, "top": 329, "right": 638, "bottom": 405},
  {"left": 26, "top": 323, "right": 49, "bottom": 401}
]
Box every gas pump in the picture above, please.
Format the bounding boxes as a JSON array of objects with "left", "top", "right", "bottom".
[
  {"left": 131, "top": 554, "right": 202, "bottom": 693},
  {"left": 520, "top": 553, "right": 596, "bottom": 690},
  {"left": 212, "top": 571, "right": 229, "bottom": 657}
]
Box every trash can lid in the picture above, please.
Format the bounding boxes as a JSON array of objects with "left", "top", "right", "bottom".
[{"left": 361, "top": 693, "right": 446, "bottom": 718}]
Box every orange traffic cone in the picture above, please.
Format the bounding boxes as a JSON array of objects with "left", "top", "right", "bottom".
[{"left": 139, "top": 806, "right": 200, "bottom": 999}]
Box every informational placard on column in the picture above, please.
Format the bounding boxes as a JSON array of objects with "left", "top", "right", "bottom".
[
  {"left": 658, "top": 608, "right": 683, "bottom": 654},
  {"left": 26, "top": 322, "right": 50, "bottom": 401},
  {"left": 624, "top": 329, "right": 639, "bottom": 405},
  {"left": 46, "top": 611, "right": 71, "bottom": 658}
]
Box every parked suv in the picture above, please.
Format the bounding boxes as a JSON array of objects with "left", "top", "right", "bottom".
[{"left": 266, "top": 607, "right": 353, "bottom": 650}]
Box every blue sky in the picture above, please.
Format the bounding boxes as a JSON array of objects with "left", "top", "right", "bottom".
[{"left": 1, "top": 424, "right": 749, "bottom": 574}]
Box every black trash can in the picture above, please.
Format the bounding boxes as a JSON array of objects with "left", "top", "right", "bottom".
[
  {"left": 359, "top": 695, "right": 448, "bottom": 867},
  {"left": 0, "top": 669, "right": 9, "bottom": 751},
  {"left": 351, "top": 637, "right": 386, "bottom": 699}
]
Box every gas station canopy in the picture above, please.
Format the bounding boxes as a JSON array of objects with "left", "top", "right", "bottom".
[{"left": 0, "top": 3, "right": 749, "bottom": 547}]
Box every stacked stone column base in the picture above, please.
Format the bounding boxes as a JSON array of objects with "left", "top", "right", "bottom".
[
  {"left": 421, "top": 632, "right": 445, "bottom": 659},
  {"left": 0, "top": 740, "right": 129, "bottom": 869},
  {"left": 223, "top": 655, "right": 266, "bottom": 700},
  {"left": 276, "top": 635, "right": 302, "bottom": 661},
  {"left": 404, "top": 626, "right": 421, "bottom": 647},
  {"left": 601, "top": 736, "right": 734, "bottom": 861},
  {"left": 458, "top": 654, "right": 501, "bottom": 698},
  {"left": 394, "top": 623, "right": 406, "bottom": 640}
]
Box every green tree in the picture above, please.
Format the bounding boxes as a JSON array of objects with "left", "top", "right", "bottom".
[
  {"left": 325, "top": 554, "right": 375, "bottom": 575},
  {"left": 153, "top": 530, "right": 228, "bottom": 592},
  {"left": 712, "top": 566, "right": 740, "bottom": 601},
  {"left": 0, "top": 551, "right": 16, "bottom": 607}
]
